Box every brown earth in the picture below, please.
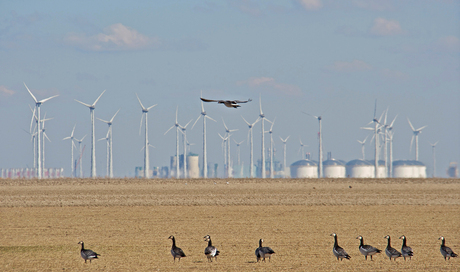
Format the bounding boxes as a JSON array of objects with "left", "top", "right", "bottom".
[{"left": 1, "top": 178, "right": 459, "bottom": 271}]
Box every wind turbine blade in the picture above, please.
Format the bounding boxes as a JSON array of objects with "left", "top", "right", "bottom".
[
  {"left": 92, "top": 90, "right": 106, "bottom": 107},
  {"left": 110, "top": 109, "right": 121, "bottom": 122},
  {"left": 29, "top": 105, "right": 36, "bottom": 133},
  {"left": 39, "top": 95, "right": 59, "bottom": 103},
  {"left": 389, "top": 115, "right": 398, "bottom": 127},
  {"left": 80, "top": 135, "right": 87, "bottom": 141},
  {"left": 44, "top": 132, "right": 51, "bottom": 142},
  {"left": 183, "top": 119, "right": 193, "bottom": 129},
  {"left": 164, "top": 125, "right": 175, "bottom": 135},
  {"left": 384, "top": 107, "right": 389, "bottom": 125},
  {"left": 407, "top": 118, "right": 415, "bottom": 131},
  {"left": 241, "top": 116, "right": 251, "bottom": 126},
  {"left": 175, "top": 106, "right": 178, "bottom": 124},
  {"left": 97, "top": 118, "right": 110, "bottom": 124},
  {"left": 136, "top": 93, "right": 146, "bottom": 110},
  {"left": 222, "top": 117, "right": 229, "bottom": 131},
  {"left": 416, "top": 125, "right": 428, "bottom": 131},
  {"left": 147, "top": 104, "right": 157, "bottom": 111},
  {"left": 259, "top": 93, "right": 263, "bottom": 115},
  {"left": 75, "top": 99, "right": 92, "bottom": 108},
  {"left": 72, "top": 141, "right": 77, "bottom": 150},
  {"left": 139, "top": 113, "right": 144, "bottom": 136},
  {"left": 200, "top": 99, "right": 205, "bottom": 113},
  {"left": 378, "top": 110, "right": 385, "bottom": 124},
  {"left": 286, "top": 135, "right": 290, "bottom": 141},
  {"left": 270, "top": 117, "right": 276, "bottom": 131},
  {"left": 71, "top": 124, "right": 76, "bottom": 137},
  {"left": 24, "top": 83, "right": 38, "bottom": 103},
  {"left": 373, "top": 99, "right": 377, "bottom": 119},
  {"left": 206, "top": 115, "right": 217, "bottom": 122},
  {"left": 360, "top": 127, "right": 374, "bottom": 131},
  {"left": 410, "top": 135, "right": 414, "bottom": 152},
  {"left": 191, "top": 115, "right": 201, "bottom": 130}
]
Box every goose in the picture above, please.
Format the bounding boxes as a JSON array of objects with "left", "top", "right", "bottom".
[
  {"left": 255, "top": 239, "right": 275, "bottom": 262},
  {"left": 384, "top": 235, "right": 402, "bottom": 260},
  {"left": 78, "top": 241, "right": 100, "bottom": 263},
  {"left": 204, "top": 235, "right": 220, "bottom": 262},
  {"left": 200, "top": 97, "right": 252, "bottom": 108},
  {"left": 439, "top": 236, "right": 458, "bottom": 260},
  {"left": 356, "top": 236, "right": 381, "bottom": 260},
  {"left": 399, "top": 235, "right": 414, "bottom": 260},
  {"left": 168, "top": 235, "right": 186, "bottom": 262},
  {"left": 330, "top": 233, "right": 351, "bottom": 261}
]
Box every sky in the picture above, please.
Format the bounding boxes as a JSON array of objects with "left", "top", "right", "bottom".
[{"left": 1, "top": 0, "right": 459, "bottom": 178}]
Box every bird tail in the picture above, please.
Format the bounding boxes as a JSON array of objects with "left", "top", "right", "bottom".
[
  {"left": 452, "top": 253, "right": 458, "bottom": 258},
  {"left": 215, "top": 250, "right": 220, "bottom": 256}
]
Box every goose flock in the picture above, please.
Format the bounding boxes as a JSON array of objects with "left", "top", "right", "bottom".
[{"left": 77, "top": 235, "right": 457, "bottom": 264}]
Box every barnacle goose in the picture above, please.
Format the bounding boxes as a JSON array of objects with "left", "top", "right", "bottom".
[
  {"left": 255, "top": 239, "right": 275, "bottom": 262},
  {"left": 330, "top": 233, "right": 351, "bottom": 261},
  {"left": 399, "top": 235, "right": 413, "bottom": 260},
  {"left": 204, "top": 235, "right": 220, "bottom": 262},
  {"left": 168, "top": 235, "right": 186, "bottom": 262},
  {"left": 356, "top": 235, "right": 381, "bottom": 260},
  {"left": 384, "top": 235, "right": 402, "bottom": 260},
  {"left": 439, "top": 236, "right": 458, "bottom": 260},
  {"left": 78, "top": 241, "right": 100, "bottom": 263}
]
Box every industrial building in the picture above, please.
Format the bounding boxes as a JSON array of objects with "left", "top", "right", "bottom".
[{"left": 290, "top": 159, "right": 318, "bottom": 178}]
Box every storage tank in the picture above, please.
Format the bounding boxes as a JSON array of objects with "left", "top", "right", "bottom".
[
  {"left": 290, "top": 159, "right": 318, "bottom": 178},
  {"left": 187, "top": 153, "right": 199, "bottom": 178},
  {"left": 323, "top": 159, "right": 346, "bottom": 178},
  {"left": 393, "top": 160, "right": 427, "bottom": 178},
  {"left": 368, "top": 160, "right": 387, "bottom": 178},
  {"left": 346, "top": 159, "right": 374, "bottom": 178}
]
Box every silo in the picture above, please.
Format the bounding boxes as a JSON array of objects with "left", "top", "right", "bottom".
[
  {"left": 368, "top": 160, "right": 387, "bottom": 178},
  {"left": 187, "top": 154, "right": 199, "bottom": 178},
  {"left": 346, "top": 159, "right": 374, "bottom": 178},
  {"left": 323, "top": 159, "right": 346, "bottom": 178},
  {"left": 393, "top": 160, "right": 426, "bottom": 178},
  {"left": 290, "top": 160, "right": 318, "bottom": 178}
]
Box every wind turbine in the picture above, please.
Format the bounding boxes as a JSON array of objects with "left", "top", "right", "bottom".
[
  {"left": 259, "top": 94, "right": 271, "bottom": 178},
  {"left": 361, "top": 100, "right": 384, "bottom": 178},
  {"left": 74, "top": 135, "right": 86, "bottom": 178},
  {"left": 218, "top": 133, "right": 230, "bottom": 178},
  {"left": 75, "top": 90, "right": 105, "bottom": 178},
  {"left": 266, "top": 118, "right": 276, "bottom": 178},
  {"left": 298, "top": 138, "right": 307, "bottom": 159},
  {"left": 136, "top": 94, "right": 156, "bottom": 178},
  {"left": 192, "top": 97, "right": 217, "bottom": 178},
  {"left": 63, "top": 125, "right": 77, "bottom": 178},
  {"left": 27, "top": 105, "right": 38, "bottom": 170},
  {"left": 165, "top": 106, "right": 181, "bottom": 178},
  {"left": 180, "top": 119, "right": 193, "bottom": 178},
  {"left": 40, "top": 116, "right": 53, "bottom": 173},
  {"left": 233, "top": 139, "right": 244, "bottom": 177},
  {"left": 24, "top": 83, "right": 59, "bottom": 179},
  {"left": 408, "top": 118, "right": 428, "bottom": 161},
  {"left": 429, "top": 141, "right": 438, "bottom": 178},
  {"left": 357, "top": 136, "right": 368, "bottom": 160},
  {"left": 222, "top": 118, "right": 238, "bottom": 178},
  {"left": 280, "top": 135, "right": 290, "bottom": 178},
  {"left": 385, "top": 115, "right": 398, "bottom": 177},
  {"left": 242, "top": 116, "right": 259, "bottom": 178},
  {"left": 186, "top": 140, "right": 195, "bottom": 154},
  {"left": 97, "top": 109, "right": 120, "bottom": 178},
  {"left": 98, "top": 130, "right": 110, "bottom": 177},
  {"left": 304, "top": 113, "right": 323, "bottom": 178}
]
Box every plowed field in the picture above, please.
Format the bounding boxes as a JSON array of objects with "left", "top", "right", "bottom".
[{"left": 1, "top": 178, "right": 459, "bottom": 271}]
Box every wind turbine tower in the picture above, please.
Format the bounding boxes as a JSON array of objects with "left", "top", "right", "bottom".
[
  {"left": 259, "top": 94, "right": 270, "bottom": 178},
  {"left": 223, "top": 119, "right": 238, "bottom": 178},
  {"left": 430, "top": 141, "right": 438, "bottom": 178},
  {"left": 25, "top": 83, "right": 58, "bottom": 179},
  {"left": 192, "top": 98, "right": 216, "bottom": 178},
  {"left": 74, "top": 135, "right": 86, "bottom": 178},
  {"left": 165, "top": 107, "right": 181, "bottom": 178},
  {"left": 180, "top": 119, "right": 193, "bottom": 178},
  {"left": 266, "top": 118, "right": 276, "bottom": 178},
  {"left": 242, "top": 116, "right": 259, "bottom": 178},
  {"left": 280, "top": 136, "right": 290, "bottom": 178},
  {"left": 75, "top": 90, "right": 105, "bottom": 178},
  {"left": 63, "top": 125, "right": 76, "bottom": 177},
  {"left": 136, "top": 94, "right": 156, "bottom": 178},
  {"left": 97, "top": 109, "right": 120, "bottom": 178},
  {"left": 98, "top": 130, "right": 110, "bottom": 177},
  {"left": 408, "top": 118, "right": 428, "bottom": 161}
]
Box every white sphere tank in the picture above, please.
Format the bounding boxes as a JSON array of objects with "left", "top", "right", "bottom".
[
  {"left": 393, "top": 160, "right": 426, "bottom": 178},
  {"left": 323, "top": 159, "right": 346, "bottom": 178},
  {"left": 290, "top": 160, "right": 318, "bottom": 178}
]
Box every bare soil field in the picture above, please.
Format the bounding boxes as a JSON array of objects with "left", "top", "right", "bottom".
[{"left": 1, "top": 178, "right": 459, "bottom": 271}]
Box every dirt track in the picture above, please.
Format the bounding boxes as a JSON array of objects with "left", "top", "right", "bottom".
[{"left": 1, "top": 178, "right": 459, "bottom": 271}]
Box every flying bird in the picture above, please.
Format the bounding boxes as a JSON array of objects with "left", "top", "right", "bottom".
[{"left": 200, "top": 97, "right": 252, "bottom": 108}]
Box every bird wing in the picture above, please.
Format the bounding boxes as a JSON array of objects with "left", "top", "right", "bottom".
[
  {"left": 204, "top": 246, "right": 214, "bottom": 255},
  {"left": 201, "top": 98, "right": 219, "bottom": 103},
  {"left": 174, "top": 247, "right": 186, "bottom": 257},
  {"left": 234, "top": 99, "right": 252, "bottom": 103}
]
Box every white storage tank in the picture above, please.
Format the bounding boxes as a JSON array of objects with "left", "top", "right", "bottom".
[
  {"left": 290, "top": 160, "right": 318, "bottom": 178},
  {"left": 187, "top": 154, "right": 199, "bottom": 178},
  {"left": 368, "top": 160, "right": 387, "bottom": 178},
  {"left": 346, "top": 159, "right": 374, "bottom": 178},
  {"left": 323, "top": 159, "right": 346, "bottom": 178},
  {"left": 393, "top": 160, "right": 426, "bottom": 178}
]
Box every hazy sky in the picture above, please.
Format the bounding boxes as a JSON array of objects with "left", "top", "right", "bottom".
[{"left": 1, "top": 0, "right": 459, "bottom": 178}]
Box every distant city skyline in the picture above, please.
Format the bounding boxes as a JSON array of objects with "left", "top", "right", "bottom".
[{"left": 0, "top": 0, "right": 459, "bottom": 177}]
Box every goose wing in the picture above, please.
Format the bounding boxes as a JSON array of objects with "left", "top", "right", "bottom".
[
  {"left": 201, "top": 98, "right": 220, "bottom": 103},
  {"left": 334, "top": 245, "right": 351, "bottom": 259}
]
